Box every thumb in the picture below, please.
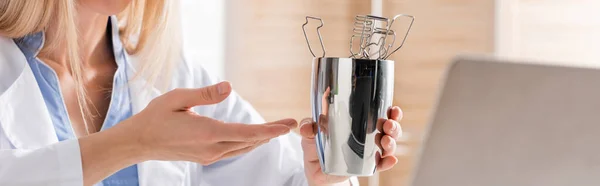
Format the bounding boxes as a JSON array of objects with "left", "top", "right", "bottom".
[
  {"left": 163, "top": 81, "right": 232, "bottom": 110},
  {"left": 299, "top": 118, "right": 316, "bottom": 139}
]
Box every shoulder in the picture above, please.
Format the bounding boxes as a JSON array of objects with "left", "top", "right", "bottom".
[
  {"left": 167, "top": 52, "right": 223, "bottom": 90},
  {"left": 0, "top": 35, "right": 15, "bottom": 47},
  {"left": 166, "top": 52, "right": 266, "bottom": 123},
  {"left": 0, "top": 35, "right": 25, "bottom": 65},
  {"left": 0, "top": 35, "right": 27, "bottom": 96},
  {"left": 123, "top": 48, "right": 221, "bottom": 90}
]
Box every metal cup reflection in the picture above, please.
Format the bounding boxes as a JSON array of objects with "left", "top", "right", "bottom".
[{"left": 311, "top": 57, "right": 394, "bottom": 176}]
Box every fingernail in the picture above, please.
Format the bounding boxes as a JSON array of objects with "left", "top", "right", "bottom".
[
  {"left": 217, "top": 82, "right": 230, "bottom": 95},
  {"left": 389, "top": 141, "right": 394, "bottom": 149},
  {"left": 391, "top": 121, "right": 397, "bottom": 132},
  {"left": 300, "top": 119, "right": 311, "bottom": 125}
]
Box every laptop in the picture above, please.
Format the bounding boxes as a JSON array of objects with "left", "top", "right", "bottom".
[{"left": 411, "top": 56, "right": 600, "bottom": 186}]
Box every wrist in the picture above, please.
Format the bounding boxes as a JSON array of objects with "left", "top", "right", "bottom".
[
  {"left": 78, "top": 120, "right": 149, "bottom": 185},
  {"left": 108, "top": 117, "right": 153, "bottom": 162}
]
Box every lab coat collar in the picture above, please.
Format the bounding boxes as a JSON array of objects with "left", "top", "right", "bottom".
[
  {"left": 0, "top": 36, "right": 58, "bottom": 149},
  {"left": 0, "top": 16, "right": 187, "bottom": 184}
]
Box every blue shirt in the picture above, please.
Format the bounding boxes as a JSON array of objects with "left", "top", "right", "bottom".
[{"left": 13, "top": 17, "right": 139, "bottom": 186}]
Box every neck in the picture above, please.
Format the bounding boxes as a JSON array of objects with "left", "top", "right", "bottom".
[{"left": 40, "top": 7, "right": 112, "bottom": 68}]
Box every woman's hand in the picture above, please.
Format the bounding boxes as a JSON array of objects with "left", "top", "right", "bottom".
[
  {"left": 299, "top": 106, "right": 403, "bottom": 186},
  {"left": 79, "top": 81, "right": 297, "bottom": 185},
  {"left": 127, "top": 81, "right": 298, "bottom": 164}
]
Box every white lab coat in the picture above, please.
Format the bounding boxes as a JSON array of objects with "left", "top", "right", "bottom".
[{"left": 0, "top": 35, "right": 310, "bottom": 185}]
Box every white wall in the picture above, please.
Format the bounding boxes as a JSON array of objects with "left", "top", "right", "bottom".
[
  {"left": 496, "top": 0, "right": 600, "bottom": 67},
  {"left": 180, "top": 0, "right": 225, "bottom": 77}
]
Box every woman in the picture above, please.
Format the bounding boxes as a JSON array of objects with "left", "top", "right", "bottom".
[{"left": 0, "top": 0, "right": 403, "bottom": 185}]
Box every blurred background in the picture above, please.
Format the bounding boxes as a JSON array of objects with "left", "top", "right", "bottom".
[{"left": 180, "top": 0, "right": 600, "bottom": 185}]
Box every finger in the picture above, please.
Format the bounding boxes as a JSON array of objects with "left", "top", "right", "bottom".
[
  {"left": 383, "top": 119, "right": 402, "bottom": 140},
  {"left": 387, "top": 106, "right": 403, "bottom": 121},
  {"left": 375, "top": 118, "right": 386, "bottom": 133},
  {"left": 381, "top": 135, "right": 396, "bottom": 157},
  {"left": 264, "top": 118, "right": 299, "bottom": 129},
  {"left": 302, "top": 137, "right": 319, "bottom": 162},
  {"left": 299, "top": 118, "right": 316, "bottom": 139},
  {"left": 219, "top": 123, "right": 291, "bottom": 141},
  {"left": 374, "top": 133, "right": 383, "bottom": 152},
  {"left": 321, "top": 87, "right": 331, "bottom": 115},
  {"left": 163, "top": 81, "right": 232, "bottom": 110},
  {"left": 377, "top": 156, "right": 398, "bottom": 172},
  {"left": 212, "top": 139, "right": 264, "bottom": 155},
  {"left": 317, "top": 114, "right": 328, "bottom": 134},
  {"left": 218, "top": 139, "right": 270, "bottom": 160}
]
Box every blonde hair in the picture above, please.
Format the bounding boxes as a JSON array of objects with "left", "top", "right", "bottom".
[{"left": 0, "top": 0, "right": 182, "bottom": 133}]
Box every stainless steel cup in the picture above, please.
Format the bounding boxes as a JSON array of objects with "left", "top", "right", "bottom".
[{"left": 311, "top": 57, "right": 394, "bottom": 176}]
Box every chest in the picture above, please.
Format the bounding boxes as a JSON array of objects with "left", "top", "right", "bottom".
[
  {"left": 59, "top": 69, "right": 115, "bottom": 136},
  {"left": 40, "top": 59, "right": 123, "bottom": 137}
]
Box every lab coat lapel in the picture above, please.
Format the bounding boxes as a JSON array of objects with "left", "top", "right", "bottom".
[
  {"left": 124, "top": 55, "right": 188, "bottom": 185},
  {"left": 0, "top": 37, "right": 58, "bottom": 149}
]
